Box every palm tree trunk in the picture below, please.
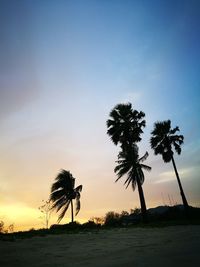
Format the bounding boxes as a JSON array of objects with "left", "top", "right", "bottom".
[
  {"left": 70, "top": 200, "right": 74, "bottom": 223},
  {"left": 136, "top": 177, "right": 147, "bottom": 222},
  {"left": 171, "top": 155, "right": 189, "bottom": 211}
]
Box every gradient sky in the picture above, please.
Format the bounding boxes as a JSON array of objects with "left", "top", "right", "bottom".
[{"left": 0, "top": 0, "right": 200, "bottom": 231}]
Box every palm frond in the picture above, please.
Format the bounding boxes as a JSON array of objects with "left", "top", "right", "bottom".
[
  {"left": 75, "top": 185, "right": 83, "bottom": 193},
  {"left": 171, "top": 135, "right": 184, "bottom": 144},
  {"left": 162, "top": 150, "right": 173, "bottom": 162},
  {"left": 139, "top": 151, "right": 149, "bottom": 162},
  {"left": 75, "top": 192, "right": 81, "bottom": 215},
  {"left": 51, "top": 196, "right": 67, "bottom": 212},
  {"left": 140, "top": 164, "right": 151, "bottom": 172},
  {"left": 170, "top": 126, "right": 179, "bottom": 134},
  {"left": 123, "top": 170, "right": 132, "bottom": 187},
  {"left": 51, "top": 169, "right": 73, "bottom": 192},
  {"left": 57, "top": 201, "right": 70, "bottom": 223},
  {"left": 114, "top": 161, "right": 128, "bottom": 172},
  {"left": 50, "top": 188, "right": 65, "bottom": 202},
  {"left": 124, "top": 173, "right": 133, "bottom": 189},
  {"left": 115, "top": 144, "right": 151, "bottom": 192},
  {"left": 51, "top": 180, "right": 63, "bottom": 193},
  {"left": 137, "top": 168, "right": 145, "bottom": 185},
  {"left": 123, "top": 170, "right": 136, "bottom": 190},
  {"left": 115, "top": 164, "right": 131, "bottom": 180},
  {"left": 150, "top": 136, "right": 163, "bottom": 150},
  {"left": 173, "top": 142, "right": 182, "bottom": 154}
]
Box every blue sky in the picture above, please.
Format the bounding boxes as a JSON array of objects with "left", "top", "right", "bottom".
[{"left": 0, "top": 0, "right": 200, "bottom": 230}]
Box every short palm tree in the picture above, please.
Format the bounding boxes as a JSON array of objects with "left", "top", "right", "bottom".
[
  {"left": 115, "top": 144, "right": 151, "bottom": 221},
  {"left": 107, "top": 103, "right": 146, "bottom": 151},
  {"left": 150, "top": 120, "right": 189, "bottom": 210},
  {"left": 50, "top": 169, "right": 82, "bottom": 223}
]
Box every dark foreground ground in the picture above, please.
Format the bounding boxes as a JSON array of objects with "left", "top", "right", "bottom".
[{"left": 0, "top": 225, "right": 199, "bottom": 267}]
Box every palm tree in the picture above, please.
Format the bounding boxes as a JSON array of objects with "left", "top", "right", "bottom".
[
  {"left": 150, "top": 120, "right": 189, "bottom": 210},
  {"left": 50, "top": 169, "right": 82, "bottom": 223},
  {"left": 115, "top": 144, "right": 151, "bottom": 221},
  {"left": 107, "top": 103, "right": 150, "bottom": 221},
  {"left": 107, "top": 103, "right": 146, "bottom": 151}
]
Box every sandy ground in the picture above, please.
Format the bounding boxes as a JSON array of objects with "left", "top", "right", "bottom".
[{"left": 0, "top": 225, "right": 199, "bottom": 267}]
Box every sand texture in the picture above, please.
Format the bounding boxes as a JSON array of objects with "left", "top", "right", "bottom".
[{"left": 0, "top": 225, "right": 199, "bottom": 267}]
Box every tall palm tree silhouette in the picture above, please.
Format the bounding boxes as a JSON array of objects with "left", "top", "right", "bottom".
[
  {"left": 50, "top": 169, "right": 82, "bottom": 223},
  {"left": 150, "top": 120, "right": 189, "bottom": 210},
  {"left": 115, "top": 145, "right": 151, "bottom": 221},
  {"left": 107, "top": 103, "right": 150, "bottom": 221}
]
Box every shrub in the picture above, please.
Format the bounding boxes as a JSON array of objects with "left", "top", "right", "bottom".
[
  {"left": 90, "top": 216, "right": 105, "bottom": 225},
  {"left": 81, "top": 221, "right": 100, "bottom": 229},
  {"left": 104, "top": 211, "right": 121, "bottom": 227},
  {"left": 0, "top": 221, "right": 14, "bottom": 233}
]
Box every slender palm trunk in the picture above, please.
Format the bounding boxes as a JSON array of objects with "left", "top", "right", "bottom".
[
  {"left": 136, "top": 177, "right": 147, "bottom": 222},
  {"left": 70, "top": 200, "right": 74, "bottom": 223},
  {"left": 171, "top": 156, "right": 189, "bottom": 211}
]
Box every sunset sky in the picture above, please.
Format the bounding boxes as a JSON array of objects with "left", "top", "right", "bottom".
[{"left": 0, "top": 0, "right": 200, "bottom": 231}]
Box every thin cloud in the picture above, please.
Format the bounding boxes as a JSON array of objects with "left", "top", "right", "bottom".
[{"left": 154, "top": 167, "right": 197, "bottom": 184}]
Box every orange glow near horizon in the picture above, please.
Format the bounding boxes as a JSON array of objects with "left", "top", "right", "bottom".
[
  {"left": 2, "top": 196, "right": 199, "bottom": 232},
  {"left": 0, "top": 203, "right": 88, "bottom": 231},
  {"left": 1, "top": 160, "right": 199, "bottom": 232}
]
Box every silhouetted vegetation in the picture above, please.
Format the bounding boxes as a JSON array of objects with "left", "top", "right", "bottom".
[
  {"left": 114, "top": 145, "right": 151, "bottom": 222},
  {"left": 107, "top": 103, "right": 151, "bottom": 222},
  {"left": 107, "top": 103, "right": 146, "bottom": 149},
  {"left": 0, "top": 220, "right": 14, "bottom": 234},
  {"left": 50, "top": 169, "right": 82, "bottom": 223},
  {"left": 104, "top": 211, "right": 121, "bottom": 226},
  {"left": 90, "top": 216, "right": 104, "bottom": 225},
  {"left": 150, "top": 120, "right": 189, "bottom": 213},
  {"left": 1, "top": 206, "right": 200, "bottom": 241},
  {"left": 38, "top": 199, "right": 52, "bottom": 229}
]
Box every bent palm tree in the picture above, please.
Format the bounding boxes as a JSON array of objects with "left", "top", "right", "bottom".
[
  {"left": 107, "top": 103, "right": 146, "bottom": 151},
  {"left": 50, "top": 169, "right": 82, "bottom": 223},
  {"left": 115, "top": 145, "right": 151, "bottom": 221},
  {"left": 150, "top": 120, "right": 189, "bottom": 210}
]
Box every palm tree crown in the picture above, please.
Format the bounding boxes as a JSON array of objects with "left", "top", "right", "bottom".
[
  {"left": 115, "top": 144, "right": 151, "bottom": 221},
  {"left": 107, "top": 103, "right": 146, "bottom": 150},
  {"left": 50, "top": 169, "right": 82, "bottom": 223},
  {"left": 150, "top": 120, "right": 184, "bottom": 162},
  {"left": 115, "top": 145, "right": 151, "bottom": 190}
]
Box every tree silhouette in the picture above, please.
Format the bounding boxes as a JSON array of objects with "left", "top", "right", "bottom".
[
  {"left": 107, "top": 103, "right": 150, "bottom": 221},
  {"left": 150, "top": 120, "right": 189, "bottom": 211},
  {"left": 107, "top": 103, "right": 146, "bottom": 151},
  {"left": 50, "top": 169, "right": 82, "bottom": 223},
  {"left": 115, "top": 145, "right": 151, "bottom": 221},
  {"left": 38, "top": 199, "right": 52, "bottom": 229}
]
